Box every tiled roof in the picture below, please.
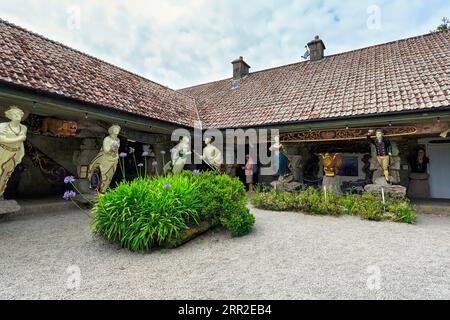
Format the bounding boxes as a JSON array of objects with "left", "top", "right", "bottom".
[
  {"left": 180, "top": 30, "right": 450, "bottom": 128},
  {"left": 0, "top": 19, "right": 199, "bottom": 128},
  {"left": 1, "top": 18, "right": 449, "bottom": 130}
]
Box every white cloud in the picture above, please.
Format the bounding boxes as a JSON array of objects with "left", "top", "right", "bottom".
[{"left": 1, "top": 0, "right": 449, "bottom": 89}]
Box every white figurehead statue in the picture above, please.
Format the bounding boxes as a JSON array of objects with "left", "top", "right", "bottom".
[
  {"left": 269, "top": 135, "right": 284, "bottom": 153},
  {"left": 88, "top": 125, "right": 121, "bottom": 193},
  {"left": 0, "top": 106, "right": 27, "bottom": 199},
  {"left": 269, "top": 135, "right": 288, "bottom": 176},
  {"left": 200, "top": 136, "right": 223, "bottom": 171},
  {"left": 171, "top": 136, "right": 191, "bottom": 174}
]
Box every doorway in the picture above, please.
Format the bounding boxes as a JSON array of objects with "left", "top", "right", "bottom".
[{"left": 428, "top": 141, "right": 450, "bottom": 199}]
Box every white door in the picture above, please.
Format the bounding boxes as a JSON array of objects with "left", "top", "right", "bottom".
[{"left": 428, "top": 142, "right": 450, "bottom": 199}]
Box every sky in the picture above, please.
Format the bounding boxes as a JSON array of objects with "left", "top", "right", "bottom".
[{"left": 0, "top": 0, "right": 449, "bottom": 89}]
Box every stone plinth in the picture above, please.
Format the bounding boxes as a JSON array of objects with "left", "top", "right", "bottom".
[
  {"left": 323, "top": 176, "right": 342, "bottom": 195},
  {"left": 408, "top": 173, "right": 430, "bottom": 199},
  {"left": 271, "top": 174, "right": 302, "bottom": 192},
  {"left": 0, "top": 200, "right": 21, "bottom": 216},
  {"left": 364, "top": 183, "right": 407, "bottom": 198}
]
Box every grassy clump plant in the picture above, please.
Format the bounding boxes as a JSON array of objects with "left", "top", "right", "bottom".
[
  {"left": 252, "top": 186, "right": 416, "bottom": 224},
  {"left": 91, "top": 171, "right": 255, "bottom": 252}
]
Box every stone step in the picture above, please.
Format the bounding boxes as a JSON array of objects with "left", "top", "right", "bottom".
[
  {"left": 414, "top": 201, "right": 450, "bottom": 217},
  {"left": 11, "top": 198, "right": 77, "bottom": 218},
  {"left": 0, "top": 200, "right": 21, "bottom": 215}
]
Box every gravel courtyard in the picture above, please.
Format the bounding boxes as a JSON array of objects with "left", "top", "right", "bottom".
[{"left": 1, "top": 206, "right": 449, "bottom": 300}]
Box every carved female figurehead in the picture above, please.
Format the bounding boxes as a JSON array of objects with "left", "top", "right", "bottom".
[
  {"left": 181, "top": 136, "right": 190, "bottom": 146},
  {"left": 172, "top": 136, "right": 192, "bottom": 174},
  {"left": 105, "top": 125, "right": 121, "bottom": 154},
  {"left": 173, "top": 136, "right": 190, "bottom": 159},
  {"left": 202, "top": 136, "right": 223, "bottom": 170},
  {"left": 108, "top": 124, "right": 121, "bottom": 138},
  {"left": 5, "top": 106, "right": 25, "bottom": 123},
  {"left": 204, "top": 136, "right": 213, "bottom": 146},
  {"left": 270, "top": 135, "right": 284, "bottom": 152},
  {"left": 88, "top": 124, "right": 121, "bottom": 193},
  {"left": 0, "top": 106, "right": 27, "bottom": 198},
  {"left": 269, "top": 135, "right": 288, "bottom": 176}
]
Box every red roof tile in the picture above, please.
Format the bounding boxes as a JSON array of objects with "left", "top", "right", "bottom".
[
  {"left": 0, "top": 19, "right": 199, "bottom": 128},
  {"left": 180, "top": 31, "right": 450, "bottom": 128}
]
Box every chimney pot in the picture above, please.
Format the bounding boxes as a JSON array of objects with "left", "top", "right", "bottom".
[
  {"left": 307, "top": 35, "right": 326, "bottom": 62},
  {"left": 232, "top": 56, "right": 250, "bottom": 80}
]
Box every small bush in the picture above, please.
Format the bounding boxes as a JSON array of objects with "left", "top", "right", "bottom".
[
  {"left": 252, "top": 186, "right": 294, "bottom": 211},
  {"left": 252, "top": 187, "right": 416, "bottom": 224},
  {"left": 386, "top": 197, "right": 416, "bottom": 224},
  {"left": 220, "top": 208, "right": 256, "bottom": 237},
  {"left": 92, "top": 172, "right": 255, "bottom": 252}
]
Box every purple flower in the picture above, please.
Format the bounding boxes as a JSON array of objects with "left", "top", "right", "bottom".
[
  {"left": 119, "top": 152, "right": 128, "bottom": 158},
  {"left": 63, "top": 190, "right": 77, "bottom": 201},
  {"left": 63, "top": 191, "right": 69, "bottom": 200},
  {"left": 192, "top": 170, "right": 200, "bottom": 175},
  {"left": 142, "top": 151, "right": 149, "bottom": 157},
  {"left": 137, "top": 163, "right": 144, "bottom": 167},
  {"left": 64, "top": 176, "right": 75, "bottom": 184},
  {"left": 163, "top": 183, "right": 172, "bottom": 189}
]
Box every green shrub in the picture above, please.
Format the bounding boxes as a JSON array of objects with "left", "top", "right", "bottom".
[
  {"left": 338, "top": 194, "right": 360, "bottom": 216},
  {"left": 355, "top": 193, "right": 385, "bottom": 221},
  {"left": 252, "top": 187, "right": 344, "bottom": 216},
  {"left": 220, "top": 208, "right": 256, "bottom": 237},
  {"left": 92, "top": 172, "right": 255, "bottom": 252},
  {"left": 189, "top": 171, "right": 255, "bottom": 235},
  {"left": 386, "top": 197, "right": 416, "bottom": 224},
  {"left": 251, "top": 187, "right": 416, "bottom": 224},
  {"left": 252, "top": 185, "right": 296, "bottom": 211},
  {"left": 187, "top": 171, "right": 248, "bottom": 224}
]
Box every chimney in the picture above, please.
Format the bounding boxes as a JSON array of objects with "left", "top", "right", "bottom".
[
  {"left": 231, "top": 56, "right": 251, "bottom": 80},
  {"left": 307, "top": 35, "right": 326, "bottom": 62}
]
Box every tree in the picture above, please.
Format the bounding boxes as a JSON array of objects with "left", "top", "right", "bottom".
[{"left": 432, "top": 17, "right": 449, "bottom": 33}]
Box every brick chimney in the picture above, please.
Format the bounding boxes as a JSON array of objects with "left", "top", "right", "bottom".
[
  {"left": 307, "top": 35, "right": 326, "bottom": 62},
  {"left": 232, "top": 56, "right": 250, "bottom": 80}
]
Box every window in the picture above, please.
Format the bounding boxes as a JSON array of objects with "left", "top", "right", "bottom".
[{"left": 339, "top": 156, "right": 359, "bottom": 177}]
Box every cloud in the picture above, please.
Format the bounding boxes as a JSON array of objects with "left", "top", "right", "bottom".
[{"left": 1, "top": 0, "right": 449, "bottom": 89}]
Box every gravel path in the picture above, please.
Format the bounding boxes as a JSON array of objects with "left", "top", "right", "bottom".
[{"left": 1, "top": 206, "right": 449, "bottom": 300}]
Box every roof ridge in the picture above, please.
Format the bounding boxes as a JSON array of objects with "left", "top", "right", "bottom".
[
  {"left": 325, "top": 28, "right": 450, "bottom": 59},
  {"left": 179, "top": 76, "right": 233, "bottom": 92},
  {"left": 0, "top": 17, "right": 187, "bottom": 98},
  {"left": 179, "top": 28, "right": 450, "bottom": 91}
]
